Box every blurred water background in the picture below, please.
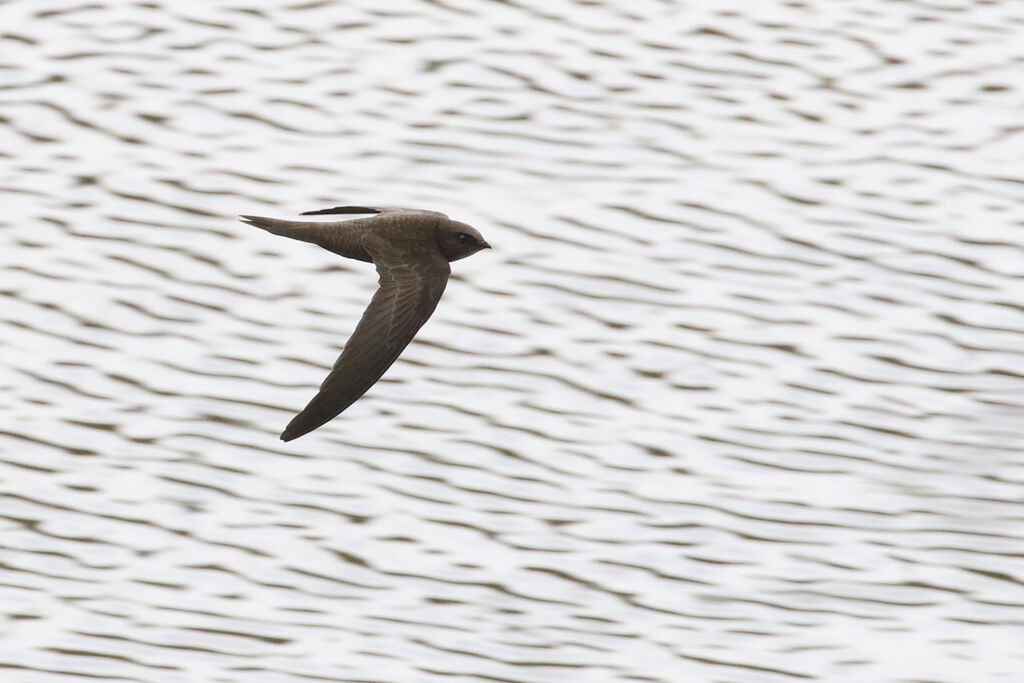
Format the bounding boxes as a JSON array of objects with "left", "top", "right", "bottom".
[{"left": 2, "top": 1, "right": 1024, "bottom": 681}]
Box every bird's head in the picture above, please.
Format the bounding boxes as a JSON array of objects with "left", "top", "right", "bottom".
[{"left": 437, "top": 220, "right": 491, "bottom": 262}]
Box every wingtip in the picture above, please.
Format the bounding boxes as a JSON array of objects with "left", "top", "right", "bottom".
[
  {"left": 280, "top": 416, "right": 317, "bottom": 442},
  {"left": 280, "top": 425, "right": 304, "bottom": 442}
]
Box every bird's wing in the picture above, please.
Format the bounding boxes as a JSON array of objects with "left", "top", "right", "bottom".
[
  {"left": 301, "top": 205, "right": 447, "bottom": 218},
  {"left": 280, "top": 246, "right": 451, "bottom": 441},
  {"left": 300, "top": 206, "right": 383, "bottom": 216}
]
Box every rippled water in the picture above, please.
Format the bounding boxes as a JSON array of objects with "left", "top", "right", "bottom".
[{"left": 3, "top": 1, "right": 1024, "bottom": 681}]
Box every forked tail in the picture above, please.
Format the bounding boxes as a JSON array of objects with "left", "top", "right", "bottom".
[{"left": 239, "top": 215, "right": 327, "bottom": 245}]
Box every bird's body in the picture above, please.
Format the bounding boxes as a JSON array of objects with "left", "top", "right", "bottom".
[{"left": 240, "top": 206, "right": 489, "bottom": 441}]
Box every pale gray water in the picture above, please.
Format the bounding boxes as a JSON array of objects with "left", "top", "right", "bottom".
[{"left": 2, "top": 1, "right": 1024, "bottom": 681}]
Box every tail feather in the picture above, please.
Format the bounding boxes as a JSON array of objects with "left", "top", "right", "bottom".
[{"left": 239, "top": 214, "right": 327, "bottom": 245}]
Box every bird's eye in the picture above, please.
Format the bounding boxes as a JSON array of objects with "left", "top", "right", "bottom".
[{"left": 456, "top": 232, "right": 474, "bottom": 242}]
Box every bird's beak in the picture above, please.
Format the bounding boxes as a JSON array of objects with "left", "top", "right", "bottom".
[{"left": 482, "top": 241, "right": 492, "bottom": 249}]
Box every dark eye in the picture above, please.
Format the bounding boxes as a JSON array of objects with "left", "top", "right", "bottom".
[{"left": 456, "top": 232, "right": 474, "bottom": 242}]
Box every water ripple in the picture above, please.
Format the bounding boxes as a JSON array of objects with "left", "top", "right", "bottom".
[{"left": 3, "top": 0, "right": 1024, "bottom": 682}]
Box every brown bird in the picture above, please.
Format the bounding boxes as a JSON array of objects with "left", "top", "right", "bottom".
[{"left": 240, "top": 206, "right": 490, "bottom": 441}]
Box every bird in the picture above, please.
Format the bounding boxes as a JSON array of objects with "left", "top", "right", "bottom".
[{"left": 239, "top": 206, "right": 490, "bottom": 441}]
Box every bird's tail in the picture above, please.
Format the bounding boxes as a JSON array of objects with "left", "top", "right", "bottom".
[{"left": 239, "top": 215, "right": 328, "bottom": 246}]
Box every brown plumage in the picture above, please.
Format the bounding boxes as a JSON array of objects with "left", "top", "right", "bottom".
[{"left": 240, "top": 206, "right": 490, "bottom": 441}]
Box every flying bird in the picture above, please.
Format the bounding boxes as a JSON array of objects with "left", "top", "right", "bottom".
[{"left": 240, "top": 206, "right": 490, "bottom": 441}]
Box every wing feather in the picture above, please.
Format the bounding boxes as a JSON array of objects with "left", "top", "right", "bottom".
[{"left": 280, "top": 249, "right": 450, "bottom": 441}]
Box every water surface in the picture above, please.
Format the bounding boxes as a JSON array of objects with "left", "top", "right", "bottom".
[{"left": 2, "top": 1, "right": 1024, "bottom": 681}]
